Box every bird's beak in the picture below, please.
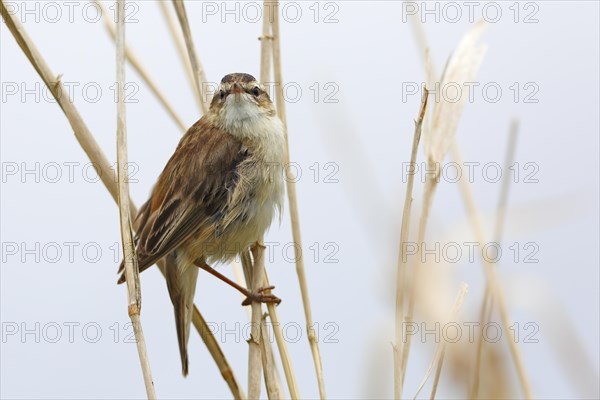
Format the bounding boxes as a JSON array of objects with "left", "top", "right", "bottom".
[{"left": 231, "top": 82, "right": 244, "bottom": 103}]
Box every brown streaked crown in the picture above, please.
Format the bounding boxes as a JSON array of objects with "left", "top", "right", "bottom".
[
  {"left": 209, "top": 73, "right": 275, "bottom": 115},
  {"left": 221, "top": 73, "right": 257, "bottom": 84}
]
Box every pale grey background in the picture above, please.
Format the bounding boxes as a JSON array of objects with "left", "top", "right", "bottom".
[{"left": 1, "top": 1, "right": 599, "bottom": 399}]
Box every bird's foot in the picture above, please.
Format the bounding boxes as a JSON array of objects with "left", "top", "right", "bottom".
[{"left": 241, "top": 286, "right": 281, "bottom": 306}]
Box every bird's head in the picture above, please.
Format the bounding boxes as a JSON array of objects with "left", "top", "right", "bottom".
[{"left": 209, "top": 73, "right": 277, "bottom": 133}]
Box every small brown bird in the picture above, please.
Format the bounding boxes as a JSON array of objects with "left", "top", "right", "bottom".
[{"left": 117, "top": 73, "right": 285, "bottom": 376}]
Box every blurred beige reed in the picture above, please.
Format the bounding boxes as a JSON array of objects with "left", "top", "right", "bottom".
[
  {"left": 394, "top": 16, "right": 532, "bottom": 398},
  {"left": 412, "top": 282, "right": 469, "bottom": 400},
  {"left": 395, "top": 20, "right": 489, "bottom": 398},
  {"left": 394, "top": 21, "right": 531, "bottom": 398}
]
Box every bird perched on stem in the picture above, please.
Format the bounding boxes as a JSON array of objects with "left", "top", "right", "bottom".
[{"left": 118, "top": 73, "right": 285, "bottom": 376}]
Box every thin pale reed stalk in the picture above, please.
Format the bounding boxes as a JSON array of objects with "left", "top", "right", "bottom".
[
  {"left": 401, "top": 21, "right": 488, "bottom": 390},
  {"left": 115, "top": 2, "right": 156, "bottom": 397},
  {"left": 246, "top": 244, "right": 266, "bottom": 399},
  {"left": 240, "top": 249, "right": 286, "bottom": 400},
  {"left": 260, "top": 1, "right": 273, "bottom": 82},
  {"left": 271, "top": 3, "right": 326, "bottom": 398},
  {"left": 171, "top": 0, "right": 209, "bottom": 114},
  {"left": 411, "top": 283, "right": 469, "bottom": 400},
  {"left": 406, "top": 2, "right": 430, "bottom": 68},
  {"left": 398, "top": 21, "right": 530, "bottom": 400},
  {"left": 237, "top": 252, "right": 281, "bottom": 396},
  {"left": 429, "top": 283, "right": 469, "bottom": 400},
  {"left": 254, "top": 6, "right": 300, "bottom": 397},
  {"left": 407, "top": 15, "right": 532, "bottom": 398},
  {"left": 157, "top": 0, "right": 203, "bottom": 112},
  {"left": 471, "top": 120, "right": 519, "bottom": 398},
  {"left": 0, "top": 6, "right": 245, "bottom": 398},
  {"left": 189, "top": 305, "right": 246, "bottom": 400},
  {"left": 429, "top": 348, "right": 446, "bottom": 400},
  {"left": 401, "top": 25, "right": 485, "bottom": 383},
  {"left": 494, "top": 120, "right": 519, "bottom": 245},
  {"left": 241, "top": 247, "right": 299, "bottom": 399},
  {"left": 234, "top": 262, "right": 253, "bottom": 320},
  {"left": 394, "top": 89, "right": 430, "bottom": 399},
  {"left": 238, "top": 4, "right": 278, "bottom": 397},
  {"left": 451, "top": 143, "right": 532, "bottom": 399},
  {"left": 94, "top": 0, "right": 187, "bottom": 132},
  {"left": 0, "top": 0, "right": 129, "bottom": 214},
  {"left": 264, "top": 273, "right": 301, "bottom": 400},
  {"left": 240, "top": 248, "right": 287, "bottom": 400},
  {"left": 261, "top": 313, "right": 284, "bottom": 399},
  {"left": 470, "top": 286, "right": 493, "bottom": 398},
  {"left": 400, "top": 167, "right": 439, "bottom": 385}
]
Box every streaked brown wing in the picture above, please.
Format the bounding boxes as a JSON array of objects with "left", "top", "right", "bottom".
[{"left": 117, "top": 118, "right": 247, "bottom": 282}]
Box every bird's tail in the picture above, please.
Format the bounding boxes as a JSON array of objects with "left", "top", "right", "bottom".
[{"left": 165, "top": 252, "right": 198, "bottom": 377}]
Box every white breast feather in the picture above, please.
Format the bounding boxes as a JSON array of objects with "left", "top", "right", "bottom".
[{"left": 206, "top": 94, "right": 286, "bottom": 262}]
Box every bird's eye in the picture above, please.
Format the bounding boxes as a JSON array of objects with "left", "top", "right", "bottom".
[
  {"left": 220, "top": 90, "right": 226, "bottom": 99},
  {"left": 251, "top": 86, "right": 261, "bottom": 97}
]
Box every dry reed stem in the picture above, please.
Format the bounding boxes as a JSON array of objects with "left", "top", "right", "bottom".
[
  {"left": 400, "top": 170, "right": 439, "bottom": 385},
  {"left": 0, "top": 0, "right": 130, "bottom": 214},
  {"left": 470, "top": 286, "right": 493, "bottom": 398},
  {"left": 429, "top": 349, "right": 446, "bottom": 400},
  {"left": 451, "top": 143, "right": 532, "bottom": 399},
  {"left": 471, "top": 120, "right": 519, "bottom": 398},
  {"left": 157, "top": 1, "right": 203, "bottom": 112},
  {"left": 233, "top": 253, "right": 282, "bottom": 399},
  {"left": 405, "top": 1, "right": 430, "bottom": 68},
  {"left": 394, "top": 89, "right": 430, "bottom": 399},
  {"left": 398, "top": 20, "right": 531, "bottom": 400},
  {"left": 424, "top": 21, "right": 487, "bottom": 164},
  {"left": 407, "top": 16, "right": 532, "bottom": 398},
  {"left": 429, "top": 285, "right": 469, "bottom": 400},
  {"left": 115, "top": 2, "right": 156, "bottom": 397},
  {"left": 188, "top": 303, "right": 246, "bottom": 400},
  {"left": 400, "top": 22, "right": 488, "bottom": 389},
  {"left": 494, "top": 120, "right": 519, "bottom": 245},
  {"left": 237, "top": 4, "right": 278, "bottom": 397},
  {"left": 260, "top": 313, "right": 284, "bottom": 399},
  {"left": 235, "top": 262, "right": 253, "bottom": 320},
  {"left": 271, "top": 3, "right": 326, "bottom": 398},
  {"left": 93, "top": 0, "right": 187, "bottom": 133},
  {"left": 247, "top": 243, "right": 267, "bottom": 399},
  {"left": 240, "top": 249, "right": 285, "bottom": 400},
  {"left": 0, "top": 6, "right": 245, "bottom": 397},
  {"left": 411, "top": 283, "right": 469, "bottom": 400},
  {"left": 259, "top": 1, "right": 273, "bottom": 82},
  {"left": 171, "top": 0, "right": 209, "bottom": 114},
  {"left": 252, "top": 5, "right": 301, "bottom": 397},
  {"left": 264, "top": 273, "right": 301, "bottom": 400}
]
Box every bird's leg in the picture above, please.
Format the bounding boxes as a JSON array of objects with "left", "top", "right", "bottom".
[{"left": 194, "top": 260, "right": 281, "bottom": 306}]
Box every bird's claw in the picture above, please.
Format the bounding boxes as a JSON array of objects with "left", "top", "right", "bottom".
[{"left": 242, "top": 286, "right": 281, "bottom": 306}]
